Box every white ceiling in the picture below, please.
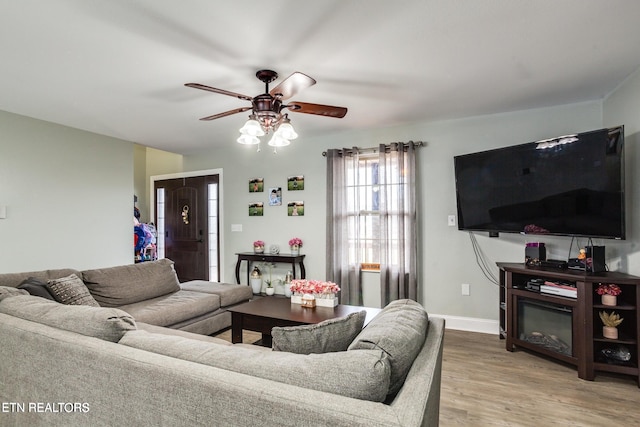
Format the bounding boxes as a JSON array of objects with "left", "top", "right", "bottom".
[{"left": 1, "top": 0, "right": 640, "bottom": 155}]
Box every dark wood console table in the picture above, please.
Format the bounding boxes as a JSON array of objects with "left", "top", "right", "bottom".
[
  {"left": 235, "top": 252, "right": 306, "bottom": 285},
  {"left": 498, "top": 262, "right": 640, "bottom": 386}
]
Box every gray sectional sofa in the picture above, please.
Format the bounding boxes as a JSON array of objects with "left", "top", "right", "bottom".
[
  {"left": 0, "top": 259, "right": 253, "bottom": 335},
  {"left": 0, "top": 262, "right": 444, "bottom": 426}
]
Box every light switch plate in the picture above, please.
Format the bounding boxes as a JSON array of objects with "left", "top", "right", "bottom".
[
  {"left": 231, "top": 223, "right": 242, "bottom": 232},
  {"left": 0, "top": 205, "right": 6, "bottom": 219}
]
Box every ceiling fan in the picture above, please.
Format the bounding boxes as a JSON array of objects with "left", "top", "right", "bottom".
[{"left": 185, "top": 70, "right": 347, "bottom": 147}]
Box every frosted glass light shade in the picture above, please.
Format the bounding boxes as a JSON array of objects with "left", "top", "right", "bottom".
[
  {"left": 267, "top": 135, "right": 291, "bottom": 147},
  {"left": 237, "top": 134, "right": 260, "bottom": 145},
  {"left": 275, "top": 122, "right": 298, "bottom": 140},
  {"left": 239, "top": 119, "right": 265, "bottom": 136}
]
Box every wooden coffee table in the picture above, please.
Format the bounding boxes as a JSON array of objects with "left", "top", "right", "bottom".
[{"left": 227, "top": 297, "right": 381, "bottom": 347}]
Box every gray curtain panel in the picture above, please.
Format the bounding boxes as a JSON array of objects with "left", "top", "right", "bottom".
[
  {"left": 326, "top": 148, "right": 362, "bottom": 306},
  {"left": 326, "top": 143, "right": 418, "bottom": 307},
  {"left": 378, "top": 142, "right": 418, "bottom": 305}
]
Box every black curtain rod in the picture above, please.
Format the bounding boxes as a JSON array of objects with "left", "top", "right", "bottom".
[{"left": 321, "top": 140, "right": 425, "bottom": 157}]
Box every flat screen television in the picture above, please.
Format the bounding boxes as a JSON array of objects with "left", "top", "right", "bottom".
[{"left": 454, "top": 126, "right": 625, "bottom": 239}]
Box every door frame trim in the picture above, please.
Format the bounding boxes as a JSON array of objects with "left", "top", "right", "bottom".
[{"left": 150, "top": 168, "right": 224, "bottom": 281}]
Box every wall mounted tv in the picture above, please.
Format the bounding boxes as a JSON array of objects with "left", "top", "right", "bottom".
[{"left": 454, "top": 126, "right": 625, "bottom": 239}]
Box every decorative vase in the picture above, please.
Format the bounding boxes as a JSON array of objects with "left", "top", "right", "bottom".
[
  {"left": 290, "top": 244, "right": 299, "bottom": 256},
  {"left": 254, "top": 245, "right": 264, "bottom": 254},
  {"left": 250, "top": 266, "right": 262, "bottom": 294},
  {"left": 602, "top": 294, "right": 617, "bottom": 306},
  {"left": 250, "top": 278, "right": 262, "bottom": 294},
  {"left": 265, "top": 286, "right": 275, "bottom": 296},
  {"left": 603, "top": 326, "right": 618, "bottom": 339}
]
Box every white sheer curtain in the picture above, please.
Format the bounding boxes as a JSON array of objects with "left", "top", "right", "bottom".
[
  {"left": 378, "top": 142, "right": 417, "bottom": 305},
  {"left": 326, "top": 148, "right": 362, "bottom": 305}
]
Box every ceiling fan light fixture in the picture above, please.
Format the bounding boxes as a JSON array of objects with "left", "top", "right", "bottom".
[
  {"left": 239, "top": 116, "right": 265, "bottom": 136},
  {"left": 237, "top": 134, "right": 261, "bottom": 145}
]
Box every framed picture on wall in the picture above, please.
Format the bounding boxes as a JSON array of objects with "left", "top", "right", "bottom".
[
  {"left": 268, "top": 187, "right": 282, "bottom": 206},
  {"left": 287, "top": 175, "right": 304, "bottom": 190},
  {"left": 288, "top": 201, "right": 304, "bottom": 216},
  {"left": 249, "top": 178, "right": 264, "bottom": 193},
  {"left": 249, "top": 202, "right": 264, "bottom": 216}
]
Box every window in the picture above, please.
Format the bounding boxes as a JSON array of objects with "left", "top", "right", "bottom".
[
  {"left": 327, "top": 142, "right": 418, "bottom": 306},
  {"left": 346, "top": 155, "right": 381, "bottom": 270}
]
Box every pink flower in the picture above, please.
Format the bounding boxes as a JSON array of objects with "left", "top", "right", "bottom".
[
  {"left": 596, "top": 284, "right": 621, "bottom": 296},
  {"left": 290, "top": 279, "right": 339, "bottom": 295},
  {"left": 288, "top": 237, "right": 303, "bottom": 247},
  {"left": 253, "top": 240, "right": 265, "bottom": 247}
]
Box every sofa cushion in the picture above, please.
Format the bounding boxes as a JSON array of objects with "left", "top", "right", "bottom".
[
  {"left": 116, "top": 290, "right": 220, "bottom": 327},
  {"left": 0, "top": 295, "right": 136, "bottom": 342},
  {"left": 46, "top": 274, "right": 100, "bottom": 307},
  {"left": 136, "top": 322, "right": 231, "bottom": 345},
  {"left": 17, "top": 277, "right": 56, "bottom": 300},
  {"left": 272, "top": 310, "right": 366, "bottom": 354},
  {"left": 82, "top": 259, "right": 181, "bottom": 307},
  {"left": 180, "top": 280, "right": 253, "bottom": 307},
  {"left": 0, "top": 285, "right": 29, "bottom": 302},
  {"left": 120, "top": 330, "right": 391, "bottom": 402},
  {"left": 348, "top": 299, "right": 428, "bottom": 395},
  {"left": 0, "top": 268, "right": 82, "bottom": 288}
]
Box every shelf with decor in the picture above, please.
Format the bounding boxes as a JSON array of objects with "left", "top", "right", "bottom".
[{"left": 498, "top": 262, "right": 640, "bottom": 387}]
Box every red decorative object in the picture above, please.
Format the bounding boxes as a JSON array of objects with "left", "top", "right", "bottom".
[{"left": 596, "top": 284, "right": 622, "bottom": 296}]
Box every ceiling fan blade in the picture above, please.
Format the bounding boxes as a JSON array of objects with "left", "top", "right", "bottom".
[
  {"left": 199, "top": 106, "right": 252, "bottom": 121},
  {"left": 286, "top": 102, "right": 347, "bottom": 118},
  {"left": 185, "top": 83, "right": 253, "bottom": 101},
  {"left": 269, "top": 72, "right": 316, "bottom": 100}
]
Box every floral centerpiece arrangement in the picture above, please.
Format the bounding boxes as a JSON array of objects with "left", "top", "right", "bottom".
[
  {"left": 288, "top": 237, "right": 303, "bottom": 248},
  {"left": 289, "top": 279, "right": 340, "bottom": 307},
  {"left": 253, "top": 240, "right": 265, "bottom": 253},
  {"left": 288, "top": 237, "right": 303, "bottom": 255},
  {"left": 596, "top": 284, "right": 622, "bottom": 296},
  {"left": 596, "top": 283, "right": 622, "bottom": 307}
]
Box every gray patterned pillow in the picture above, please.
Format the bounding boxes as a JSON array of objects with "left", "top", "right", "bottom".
[
  {"left": 46, "top": 274, "right": 100, "bottom": 307},
  {"left": 272, "top": 310, "right": 366, "bottom": 354}
]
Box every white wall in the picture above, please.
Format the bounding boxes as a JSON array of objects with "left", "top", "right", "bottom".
[
  {"left": 181, "top": 101, "right": 604, "bottom": 323},
  {"left": 604, "top": 66, "right": 640, "bottom": 274},
  {"left": 0, "top": 110, "right": 133, "bottom": 272}
]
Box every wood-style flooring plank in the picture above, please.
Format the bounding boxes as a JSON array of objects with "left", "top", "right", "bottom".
[{"left": 440, "top": 329, "right": 640, "bottom": 426}]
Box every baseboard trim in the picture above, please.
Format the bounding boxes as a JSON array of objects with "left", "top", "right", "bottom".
[{"left": 433, "top": 314, "right": 499, "bottom": 335}]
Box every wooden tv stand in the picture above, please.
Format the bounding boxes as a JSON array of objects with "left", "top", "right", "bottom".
[{"left": 498, "top": 262, "right": 640, "bottom": 386}]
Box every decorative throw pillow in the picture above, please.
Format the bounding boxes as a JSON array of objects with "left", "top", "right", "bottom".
[
  {"left": 348, "top": 299, "right": 428, "bottom": 395},
  {"left": 0, "top": 285, "right": 29, "bottom": 302},
  {"left": 17, "top": 277, "right": 56, "bottom": 300},
  {"left": 272, "top": 310, "right": 367, "bottom": 354},
  {"left": 46, "top": 274, "right": 100, "bottom": 307}
]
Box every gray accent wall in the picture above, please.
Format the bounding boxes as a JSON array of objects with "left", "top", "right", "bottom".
[{"left": 0, "top": 110, "right": 133, "bottom": 272}]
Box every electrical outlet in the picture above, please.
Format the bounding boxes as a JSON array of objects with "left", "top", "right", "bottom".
[
  {"left": 448, "top": 215, "right": 456, "bottom": 226},
  {"left": 461, "top": 283, "right": 470, "bottom": 296}
]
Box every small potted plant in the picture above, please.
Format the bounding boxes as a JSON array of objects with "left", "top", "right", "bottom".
[
  {"left": 253, "top": 240, "right": 265, "bottom": 254},
  {"left": 599, "top": 311, "right": 624, "bottom": 339},
  {"left": 289, "top": 237, "right": 303, "bottom": 255},
  {"left": 596, "top": 283, "right": 621, "bottom": 306}
]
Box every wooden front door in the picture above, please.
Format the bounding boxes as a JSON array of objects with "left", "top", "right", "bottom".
[{"left": 154, "top": 175, "right": 219, "bottom": 282}]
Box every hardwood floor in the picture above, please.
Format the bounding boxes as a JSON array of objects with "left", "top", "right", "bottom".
[
  {"left": 215, "top": 328, "right": 640, "bottom": 425},
  {"left": 440, "top": 329, "right": 640, "bottom": 426}
]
